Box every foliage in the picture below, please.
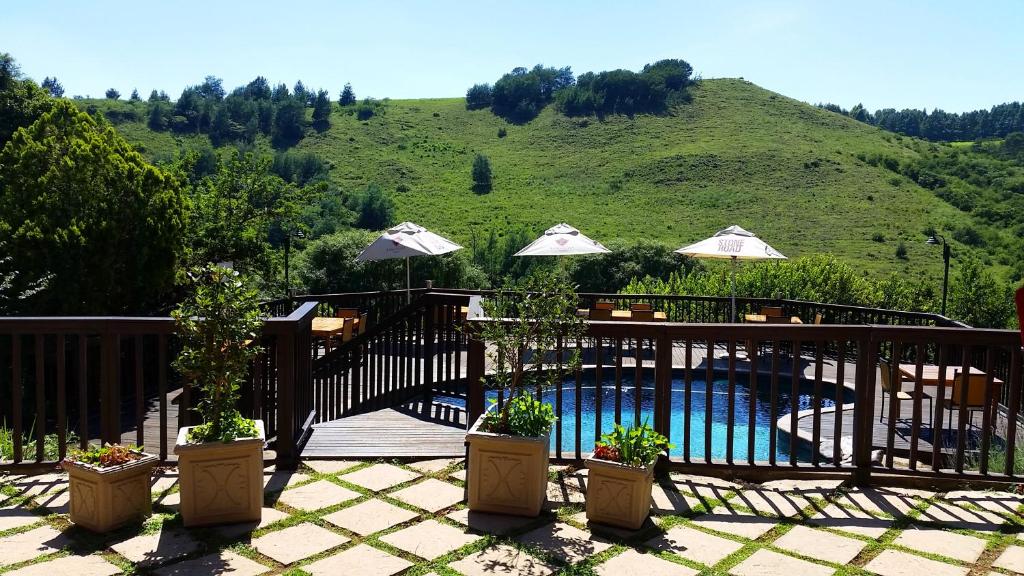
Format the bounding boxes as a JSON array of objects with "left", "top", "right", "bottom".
[
  {"left": 471, "top": 153, "right": 492, "bottom": 193},
  {"left": 350, "top": 184, "right": 396, "bottom": 230},
  {"left": 41, "top": 76, "right": 63, "bottom": 97},
  {"left": 465, "top": 83, "right": 493, "bottom": 110},
  {"left": 470, "top": 227, "right": 550, "bottom": 286},
  {"left": 0, "top": 100, "right": 185, "bottom": 314},
  {"left": 0, "top": 52, "right": 53, "bottom": 149},
  {"left": 311, "top": 89, "right": 331, "bottom": 131},
  {"left": 272, "top": 150, "right": 328, "bottom": 185},
  {"left": 895, "top": 241, "right": 908, "bottom": 260},
  {"left": 557, "top": 59, "right": 694, "bottom": 117},
  {"left": 272, "top": 97, "right": 306, "bottom": 147},
  {"left": 172, "top": 264, "right": 263, "bottom": 443},
  {"left": 489, "top": 65, "right": 574, "bottom": 123},
  {"left": 338, "top": 83, "right": 356, "bottom": 106},
  {"left": 947, "top": 259, "right": 1016, "bottom": 328},
  {"left": 568, "top": 240, "right": 694, "bottom": 293},
  {"left": 595, "top": 422, "right": 672, "bottom": 467},
  {"left": 67, "top": 443, "right": 143, "bottom": 467},
  {"left": 351, "top": 98, "right": 383, "bottom": 121},
  {"left": 0, "top": 241, "right": 50, "bottom": 313},
  {"left": 821, "top": 100, "right": 1024, "bottom": 142},
  {"left": 0, "top": 421, "right": 76, "bottom": 461},
  {"left": 105, "top": 88, "right": 120, "bottom": 99},
  {"left": 476, "top": 272, "right": 585, "bottom": 436}
]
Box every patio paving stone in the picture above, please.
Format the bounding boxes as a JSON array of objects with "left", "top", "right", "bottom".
[
  {"left": 389, "top": 478, "right": 464, "bottom": 512},
  {"left": 992, "top": 545, "right": 1024, "bottom": 572},
  {"left": 517, "top": 521, "right": 612, "bottom": 563},
  {"left": 832, "top": 487, "right": 922, "bottom": 518},
  {"left": 669, "top": 473, "right": 742, "bottom": 490},
  {"left": 302, "top": 543, "right": 413, "bottom": 576},
  {"left": 943, "top": 490, "right": 1023, "bottom": 516},
  {"left": 4, "top": 554, "right": 122, "bottom": 576},
  {"left": 645, "top": 524, "right": 744, "bottom": 566},
  {"left": 0, "top": 525, "right": 69, "bottom": 567},
  {"left": 153, "top": 490, "right": 179, "bottom": 511},
  {"left": 914, "top": 500, "right": 1006, "bottom": 531},
  {"left": 446, "top": 508, "right": 538, "bottom": 535},
  {"left": 341, "top": 463, "right": 420, "bottom": 492},
  {"left": 380, "top": 519, "right": 481, "bottom": 560},
  {"left": 690, "top": 507, "right": 778, "bottom": 539},
  {"left": 322, "top": 498, "right": 419, "bottom": 535},
  {"left": 771, "top": 525, "right": 866, "bottom": 565},
  {"left": 730, "top": 489, "right": 812, "bottom": 517},
  {"left": 651, "top": 485, "right": 702, "bottom": 515},
  {"left": 12, "top": 473, "right": 67, "bottom": 497},
  {"left": 730, "top": 549, "right": 834, "bottom": 576},
  {"left": 449, "top": 544, "right": 556, "bottom": 576},
  {"left": 262, "top": 471, "right": 310, "bottom": 492},
  {"left": 893, "top": 525, "right": 987, "bottom": 563},
  {"left": 110, "top": 528, "right": 199, "bottom": 567},
  {"left": 0, "top": 504, "right": 42, "bottom": 531},
  {"left": 153, "top": 550, "right": 270, "bottom": 576},
  {"left": 149, "top": 473, "right": 179, "bottom": 494},
  {"left": 807, "top": 503, "right": 893, "bottom": 539},
  {"left": 450, "top": 469, "right": 467, "bottom": 481},
  {"left": 212, "top": 507, "right": 291, "bottom": 539},
  {"left": 250, "top": 523, "right": 349, "bottom": 565},
  {"left": 759, "top": 478, "right": 845, "bottom": 494},
  {"left": 303, "top": 460, "right": 359, "bottom": 475},
  {"left": 408, "top": 458, "right": 461, "bottom": 473},
  {"left": 543, "top": 481, "right": 586, "bottom": 510},
  {"left": 595, "top": 548, "right": 698, "bottom": 575},
  {"left": 863, "top": 549, "right": 969, "bottom": 576},
  {"left": 276, "top": 479, "right": 360, "bottom": 511}
]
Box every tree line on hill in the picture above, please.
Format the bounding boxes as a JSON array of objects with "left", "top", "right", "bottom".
[
  {"left": 820, "top": 100, "right": 1024, "bottom": 142},
  {"left": 465, "top": 59, "right": 696, "bottom": 123}
]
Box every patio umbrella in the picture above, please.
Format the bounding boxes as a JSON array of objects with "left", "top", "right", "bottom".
[
  {"left": 356, "top": 221, "right": 462, "bottom": 303},
  {"left": 675, "top": 225, "right": 787, "bottom": 322},
  {"left": 513, "top": 223, "right": 611, "bottom": 257}
]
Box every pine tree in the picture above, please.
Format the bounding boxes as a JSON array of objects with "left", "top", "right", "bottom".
[
  {"left": 41, "top": 76, "right": 64, "bottom": 97},
  {"left": 472, "top": 153, "right": 493, "bottom": 193},
  {"left": 312, "top": 89, "right": 331, "bottom": 131},
  {"left": 105, "top": 88, "right": 120, "bottom": 99},
  {"left": 129, "top": 88, "right": 140, "bottom": 101},
  {"left": 339, "top": 83, "right": 356, "bottom": 106}
]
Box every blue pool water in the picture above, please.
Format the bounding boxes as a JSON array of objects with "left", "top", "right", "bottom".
[{"left": 473, "top": 371, "right": 853, "bottom": 463}]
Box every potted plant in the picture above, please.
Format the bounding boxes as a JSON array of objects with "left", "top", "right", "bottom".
[
  {"left": 62, "top": 443, "right": 157, "bottom": 531},
  {"left": 172, "top": 264, "right": 266, "bottom": 527},
  {"left": 466, "top": 272, "right": 585, "bottom": 517},
  {"left": 585, "top": 423, "right": 672, "bottom": 529}
]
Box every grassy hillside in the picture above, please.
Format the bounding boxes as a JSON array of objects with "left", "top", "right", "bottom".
[{"left": 83, "top": 79, "right": 1014, "bottom": 282}]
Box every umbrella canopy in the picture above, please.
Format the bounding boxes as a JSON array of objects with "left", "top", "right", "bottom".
[
  {"left": 675, "top": 225, "right": 786, "bottom": 322},
  {"left": 356, "top": 221, "right": 462, "bottom": 302},
  {"left": 513, "top": 223, "right": 611, "bottom": 257},
  {"left": 675, "top": 225, "right": 786, "bottom": 261}
]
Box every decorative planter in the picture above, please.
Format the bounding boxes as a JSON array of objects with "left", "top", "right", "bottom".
[
  {"left": 63, "top": 451, "right": 157, "bottom": 532},
  {"left": 584, "top": 457, "right": 655, "bottom": 530},
  {"left": 173, "top": 420, "right": 265, "bottom": 527},
  {"left": 466, "top": 415, "right": 550, "bottom": 517}
]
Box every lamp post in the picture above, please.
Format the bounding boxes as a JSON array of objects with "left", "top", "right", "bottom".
[{"left": 926, "top": 233, "right": 951, "bottom": 316}]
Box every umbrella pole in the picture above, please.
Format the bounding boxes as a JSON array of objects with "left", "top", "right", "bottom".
[
  {"left": 730, "top": 256, "right": 737, "bottom": 323},
  {"left": 406, "top": 256, "right": 411, "bottom": 304}
]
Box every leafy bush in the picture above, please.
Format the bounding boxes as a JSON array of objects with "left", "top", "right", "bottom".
[
  {"left": 568, "top": 240, "right": 693, "bottom": 293},
  {"left": 947, "top": 259, "right": 1015, "bottom": 327},
  {"left": 482, "top": 393, "right": 556, "bottom": 438},
  {"left": 465, "top": 83, "right": 493, "bottom": 110},
  {"left": 895, "top": 241, "right": 908, "bottom": 260},
  {"left": 472, "top": 153, "right": 492, "bottom": 193},
  {"left": 350, "top": 184, "right": 395, "bottom": 230},
  {"left": 594, "top": 423, "right": 672, "bottom": 467},
  {"left": 67, "top": 443, "right": 143, "bottom": 467}
]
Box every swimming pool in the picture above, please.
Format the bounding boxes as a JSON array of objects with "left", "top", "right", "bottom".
[{"left": 474, "top": 371, "right": 853, "bottom": 463}]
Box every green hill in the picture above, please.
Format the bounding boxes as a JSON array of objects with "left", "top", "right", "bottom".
[{"left": 83, "top": 78, "right": 1017, "bottom": 282}]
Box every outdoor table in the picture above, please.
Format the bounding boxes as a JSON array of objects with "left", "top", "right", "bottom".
[
  {"left": 744, "top": 314, "right": 803, "bottom": 324},
  {"left": 897, "top": 364, "right": 1003, "bottom": 387},
  {"left": 312, "top": 317, "right": 358, "bottom": 352},
  {"left": 576, "top": 309, "right": 667, "bottom": 321}
]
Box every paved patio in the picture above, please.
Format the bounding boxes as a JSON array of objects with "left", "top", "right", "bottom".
[{"left": 2, "top": 461, "right": 1024, "bottom": 575}]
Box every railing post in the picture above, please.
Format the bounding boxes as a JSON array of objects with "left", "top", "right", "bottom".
[
  {"left": 101, "top": 331, "right": 120, "bottom": 445},
  {"left": 467, "top": 327, "right": 485, "bottom": 427},
  {"left": 852, "top": 330, "right": 876, "bottom": 485},
  {"left": 423, "top": 301, "right": 435, "bottom": 405},
  {"left": 655, "top": 333, "right": 673, "bottom": 471},
  {"left": 275, "top": 329, "right": 297, "bottom": 469}
]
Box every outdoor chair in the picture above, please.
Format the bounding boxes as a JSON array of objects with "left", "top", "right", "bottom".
[
  {"left": 760, "top": 306, "right": 784, "bottom": 317},
  {"left": 589, "top": 308, "right": 612, "bottom": 321},
  {"left": 594, "top": 301, "right": 615, "bottom": 310},
  {"left": 357, "top": 313, "right": 368, "bottom": 335},
  {"left": 631, "top": 309, "right": 655, "bottom": 321},
  {"left": 814, "top": 313, "right": 823, "bottom": 325},
  {"left": 879, "top": 359, "right": 932, "bottom": 425},
  {"left": 630, "top": 302, "right": 653, "bottom": 312},
  {"left": 943, "top": 371, "right": 1001, "bottom": 430},
  {"left": 335, "top": 307, "right": 360, "bottom": 319}
]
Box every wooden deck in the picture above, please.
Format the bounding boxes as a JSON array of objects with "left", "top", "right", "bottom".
[{"left": 302, "top": 400, "right": 468, "bottom": 458}]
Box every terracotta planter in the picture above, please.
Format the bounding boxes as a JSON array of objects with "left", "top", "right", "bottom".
[
  {"left": 63, "top": 451, "right": 157, "bottom": 532},
  {"left": 465, "top": 415, "right": 550, "bottom": 517},
  {"left": 173, "top": 420, "right": 265, "bottom": 527},
  {"left": 585, "top": 457, "right": 655, "bottom": 530}
]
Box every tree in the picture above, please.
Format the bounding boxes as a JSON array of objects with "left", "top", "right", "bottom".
[
  {"left": 272, "top": 97, "right": 305, "bottom": 147},
  {"left": 0, "top": 101, "right": 186, "bottom": 314},
  {"left": 948, "top": 259, "right": 1015, "bottom": 328},
  {"left": 41, "top": 76, "right": 64, "bottom": 97},
  {"left": 129, "top": 88, "right": 140, "bottom": 101},
  {"left": 198, "top": 75, "right": 225, "bottom": 101},
  {"left": 293, "top": 80, "right": 310, "bottom": 105},
  {"left": 148, "top": 100, "right": 168, "bottom": 130},
  {"left": 105, "top": 88, "right": 120, "bottom": 99},
  {"left": 568, "top": 240, "right": 691, "bottom": 292},
  {"left": 311, "top": 89, "right": 331, "bottom": 131},
  {"left": 339, "top": 83, "right": 355, "bottom": 106},
  {"left": 472, "top": 153, "right": 492, "bottom": 193},
  {"left": 466, "top": 83, "right": 492, "bottom": 110},
  {"left": 350, "top": 184, "right": 395, "bottom": 230},
  {"left": 0, "top": 53, "right": 52, "bottom": 148}
]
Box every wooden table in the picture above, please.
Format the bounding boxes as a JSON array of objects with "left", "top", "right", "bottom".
[
  {"left": 312, "top": 317, "right": 359, "bottom": 351},
  {"left": 744, "top": 314, "right": 803, "bottom": 324},
  {"left": 577, "top": 309, "right": 667, "bottom": 322},
  {"left": 897, "top": 364, "right": 1003, "bottom": 386}
]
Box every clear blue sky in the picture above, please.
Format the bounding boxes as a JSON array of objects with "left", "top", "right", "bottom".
[{"left": 4, "top": 0, "right": 1021, "bottom": 112}]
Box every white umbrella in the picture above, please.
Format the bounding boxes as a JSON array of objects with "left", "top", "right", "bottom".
[
  {"left": 513, "top": 223, "right": 611, "bottom": 257},
  {"left": 356, "top": 221, "right": 462, "bottom": 302},
  {"left": 675, "top": 225, "right": 786, "bottom": 322}
]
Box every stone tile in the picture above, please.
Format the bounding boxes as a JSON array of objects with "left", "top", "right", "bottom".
[
  {"left": 993, "top": 545, "right": 1024, "bottom": 573},
  {"left": 262, "top": 471, "right": 311, "bottom": 493},
  {"left": 110, "top": 529, "right": 199, "bottom": 567},
  {"left": 914, "top": 500, "right": 1006, "bottom": 531},
  {"left": 645, "top": 524, "right": 744, "bottom": 566},
  {"left": 5, "top": 554, "right": 122, "bottom": 576},
  {"left": 863, "top": 549, "right": 969, "bottom": 576},
  {"left": 153, "top": 551, "right": 269, "bottom": 576},
  {"left": 212, "top": 507, "right": 291, "bottom": 539},
  {"left": 276, "top": 479, "right": 360, "bottom": 511},
  {"left": 149, "top": 473, "right": 179, "bottom": 494},
  {"left": 729, "top": 489, "right": 812, "bottom": 517},
  {"left": 595, "top": 549, "right": 698, "bottom": 576},
  {"left": 943, "top": 490, "right": 1023, "bottom": 516},
  {"left": 651, "top": 485, "right": 703, "bottom": 515},
  {"left": 807, "top": 503, "right": 893, "bottom": 539},
  {"left": 691, "top": 507, "right": 777, "bottom": 539},
  {"left": 33, "top": 489, "right": 69, "bottom": 514},
  {"left": 730, "top": 549, "right": 834, "bottom": 576},
  {"left": 543, "top": 481, "right": 586, "bottom": 510},
  {"left": 772, "top": 525, "right": 866, "bottom": 565},
  {"left": 341, "top": 463, "right": 420, "bottom": 492},
  {"left": 760, "top": 478, "right": 844, "bottom": 493},
  {"left": 450, "top": 469, "right": 467, "bottom": 482},
  {"left": 12, "top": 473, "right": 67, "bottom": 497},
  {"left": 302, "top": 543, "right": 413, "bottom": 576},
  {"left": 0, "top": 526, "right": 70, "bottom": 567},
  {"left": 569, "top": 511, "right": 656, "bottom": 540},
  {"left": 833, "top": 487, "right": 922, "bottom": 518},
  {"left": 669, "top": 473, "right": 742, "bottom": 490},
  {"left": 449, "top": 544, "right": 556, "bottom": 576},
  {"left": 380, "top": 519, "right": 481, "bottom": 560},
  {"left": 446, "top": 508, "right": 538, "bottom": 535},
  {"left": 153, "top": 490, "right": 179, "bottom": 511},
  {"left": 303, "top": 460, "right": 359, "bottom": 475},
  {"left": 0, "top": 504, "right": 42, "bottom": 531},
  {"left": 893, "top": 525, "right": 987, "bottom": 563},
  {"left": 323, "top": 499, "right": 419, "bottom": 536},
  {"left": 517, "top": 521, "right": 612, "bottom": 563},
  {"left": 250, "top": 523, "right": 348, "bottom": 565},
  {"left": 390, "top": 478, "right": 464, "bottom": 512},
  {"left": 408, "top": 458, "right": 461, "bottom": 473}
]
